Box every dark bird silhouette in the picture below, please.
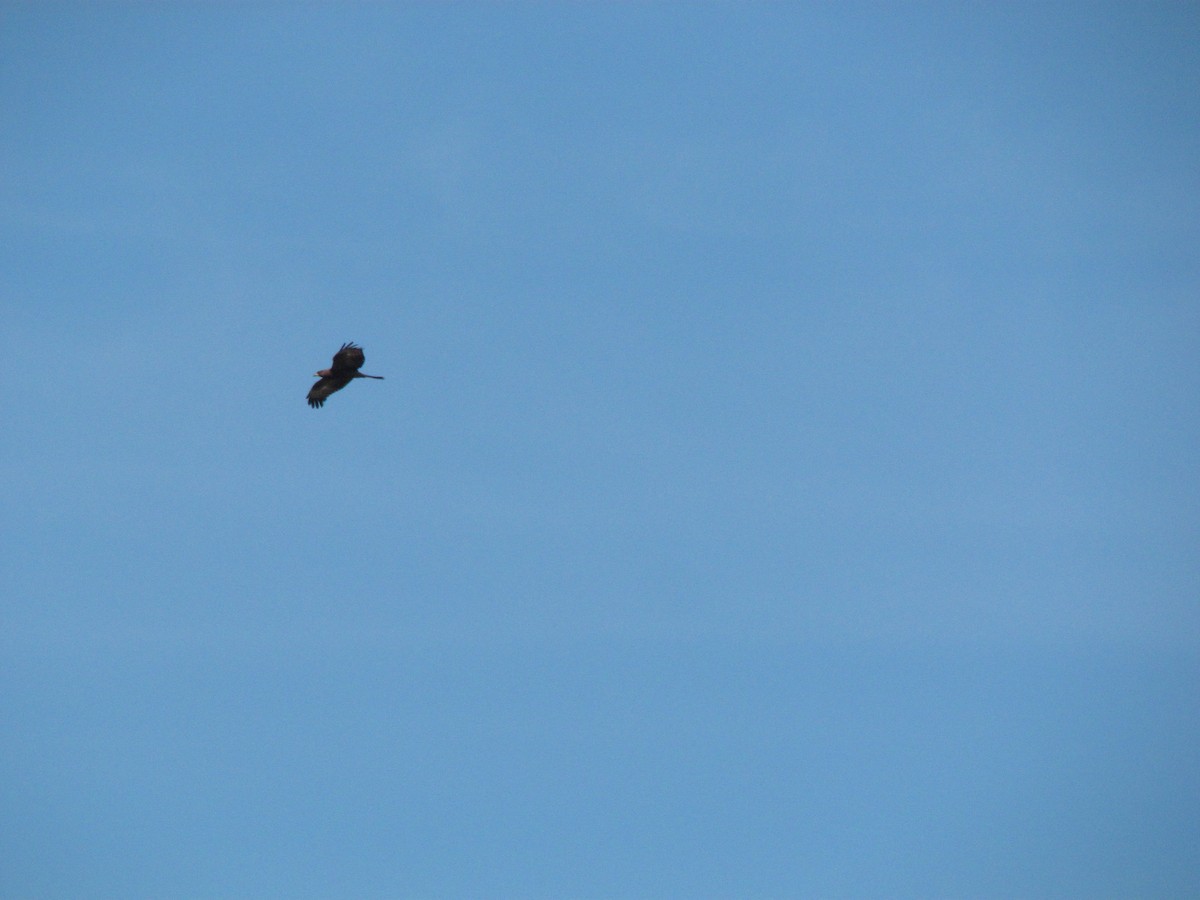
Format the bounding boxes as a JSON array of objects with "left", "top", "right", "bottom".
[{"left": 307, "top": 342, "right": 384, "bottom": 408}]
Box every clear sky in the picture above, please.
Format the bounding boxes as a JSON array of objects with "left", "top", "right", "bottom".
[{"left": 2, "top": 2, "right": 1198, "bottom": 897}]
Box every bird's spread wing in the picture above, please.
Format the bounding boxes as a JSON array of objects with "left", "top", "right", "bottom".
[
  {"left": 307, "top": 374, "right": 351, "bottom": 408},
  {"left": 330, "top": 342, "right": 365, "bottom": 374}
]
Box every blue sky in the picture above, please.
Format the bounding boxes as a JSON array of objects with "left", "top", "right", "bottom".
[{"left": 2, "top": 2, "right": 1198, "bottom": 896}]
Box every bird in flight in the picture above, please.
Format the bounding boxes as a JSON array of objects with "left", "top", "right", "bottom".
[{"left": 307, "top": 342, "right": 384, "bottom": 408}]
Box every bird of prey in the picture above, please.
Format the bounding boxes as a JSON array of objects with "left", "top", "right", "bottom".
[{"left": 307, "top": 342, "right": 384, "bottom": 408}]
